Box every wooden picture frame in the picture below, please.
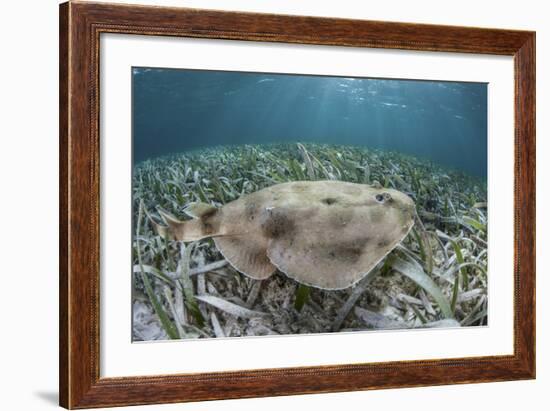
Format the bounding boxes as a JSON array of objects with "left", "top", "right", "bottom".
[{"left": 59, "top": 1, "right": 535, "bottom": 408}]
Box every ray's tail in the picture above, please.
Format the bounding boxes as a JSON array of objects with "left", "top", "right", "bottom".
[{"left": 145, "top": 202, "right": 221, "bottom": 242}]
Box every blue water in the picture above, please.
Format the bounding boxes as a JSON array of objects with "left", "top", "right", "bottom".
[{"left": 133, "top": 67, "right": 487, "bottom": 177}]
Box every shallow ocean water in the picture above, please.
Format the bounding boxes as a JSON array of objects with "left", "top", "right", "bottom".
[{"left": 131, "top": 68, "right": 488, "bottom": 341}]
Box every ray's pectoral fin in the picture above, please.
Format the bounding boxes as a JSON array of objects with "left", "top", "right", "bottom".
[
  {"left": 214, "top": 236, "right": 276, "bottom": 280},
  {"left": 266, "top": 235, "right": 382, "bottom": 290}
]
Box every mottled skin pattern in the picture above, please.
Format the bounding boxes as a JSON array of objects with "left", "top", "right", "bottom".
[{"left": 163, "top": 181, "right": 415, "bottom": 290}]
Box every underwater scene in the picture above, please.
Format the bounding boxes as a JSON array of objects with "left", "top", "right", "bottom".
[{"left": 132, "top": 67, "right": 488, "bottom": 342}]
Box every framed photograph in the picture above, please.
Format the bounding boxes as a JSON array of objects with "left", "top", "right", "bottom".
[{"left": 59, "top": 1, "right": 535, "bottom": 408}]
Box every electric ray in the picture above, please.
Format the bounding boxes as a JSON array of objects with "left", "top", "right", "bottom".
[{"left": 152, "top": 180, "right": 416, "bottom": 290}]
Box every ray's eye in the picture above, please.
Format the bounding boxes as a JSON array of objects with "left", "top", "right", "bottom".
[{"left": 375, "top": 193, "right": 392, "bottom": 203}]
